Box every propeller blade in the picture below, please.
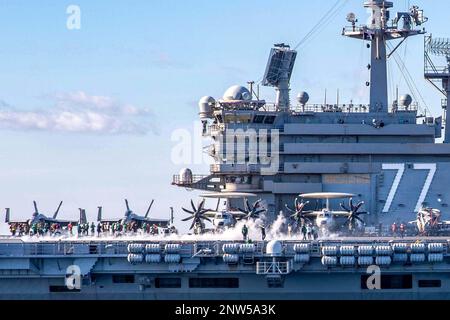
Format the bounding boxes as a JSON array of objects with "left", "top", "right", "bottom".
[
  {"left": 191, "top": 200, "right": 197, "bottom": 212},
  {"left": 253, "top": 209, "right": 266, "bottom": 217},
  {"left": 245, "top": 198, "right": 251, "bottom": 212},
  {"left": 355, "top": 201, "right": 365, "bottom": 211},
  {"left": 199, "top": 199, "right": 206, "bottom": 210},
  {"left": 182, "top": 216, "right": 194, "bottom": 222},
  {"left": 253, "top": 199, "right": 262, "bottom": 209},
  {"left": 189, "top": 220, "right": 196, "bottom": 230},
  {"left": 357, "top": 211, "right": 368, "bottom": 215},
  {"left": 355, "top": 216, "right": 365, "bottom": 224},
  {"left": 285, "top": 205, "right": 295, "bottom": 213},
  {"left": 238, "top": 208, "right": 248, "bottom": 214},
  {"left": 340, "top": 203, "right": 350, "bottom": 212},
  {"left": 201, "top": 216, "right": 212, "bottom": 223},
  {"left": 182, "top": 208, "right": 195, "bottom": 215},
  {"left": 349, "top": 198, "right": 355, "bottom": 211},
  {"left": 297, "top": 200, "right": 309, "bottom": 211}
]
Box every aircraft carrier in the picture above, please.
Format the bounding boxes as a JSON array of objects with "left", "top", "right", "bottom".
[{"left": 1, "top": 0, "right": 450, "bottom": 300}]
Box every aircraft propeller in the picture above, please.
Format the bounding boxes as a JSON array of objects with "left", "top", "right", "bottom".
[
  {"left": 182, "top": 199, "right": 212, "bottom": 231},
  {"left": 340, "top": 198, "right": 368, "bottom": 231},
  {"left": 285, "top": 198, "right": 311, "bottom": 226},
  {"left": 237, "top": 199, "right": 266, "bottom": 220}
]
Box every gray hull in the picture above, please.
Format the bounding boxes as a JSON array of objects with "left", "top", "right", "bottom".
[{"left": 0, "top": 238, "right": 448, "bottom": 300}]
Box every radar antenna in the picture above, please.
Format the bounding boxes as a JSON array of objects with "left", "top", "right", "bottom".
[{"left": 261, "top": 44, "right": 297, "bottom": 111}]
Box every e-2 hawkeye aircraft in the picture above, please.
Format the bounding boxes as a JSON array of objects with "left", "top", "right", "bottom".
[
  {"left": 181, "top": 192, "right": 267, "bottom": 234},
  {"left": 285, "top": 193, "right": 368, "bottom": 234}
]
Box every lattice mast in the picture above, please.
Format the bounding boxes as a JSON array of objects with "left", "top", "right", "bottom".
[
  {"left": 425, "top": 36, "right": 450, "bottom": 143},
  {"left": 343, "top": 1, "right": 427, "bottom": 113}
]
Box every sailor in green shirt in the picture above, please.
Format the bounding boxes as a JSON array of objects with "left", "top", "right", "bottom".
[
  {"left": 301, "top": 224, "right": 307, "bottom": 240},
  {"left": 242, "top": 224, "right": 248, "bottom": 241},
  {"left": 31, "top": 223, "right": 37, "bottom": 236}
]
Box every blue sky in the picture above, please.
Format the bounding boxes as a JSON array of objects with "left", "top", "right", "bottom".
[{"left": 0, "top": 0, "right": 448, "bottom": 233}]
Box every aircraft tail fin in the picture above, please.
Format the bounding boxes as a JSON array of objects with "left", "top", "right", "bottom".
[
  {"left": 145, "top": 200, "right": 155, "bottom": 218},
  {"left": 53, "top": 201, "right": 63, "bottom": 219},
  {"left": 33, "top": 201, "right": 38, "bottom": 214},
  {"left": 5, "top": 208, "right": 10, "bottom": 223},
  {"left": 79, "top": 208, "right": 87, "bottom": 224},
  {"left": 97, "top": 206, "right": 102, "bottom": 222}
]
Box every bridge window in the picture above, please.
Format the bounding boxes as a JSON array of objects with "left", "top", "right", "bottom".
[
  {"left": 418, "top": 280, "right": 441, "bottom": 288},
  {"left": 155, "top": 278, "right": 182, "bottom": 288},
  {"left": 361, "top": 274, "right": 412, "bottom": 289},
  {"left": 264, "top": 116, "right": 276, "bottom": 124},
  {"left": 253, "top": 115, "right": 265, "bottom": 123},
  {"left": 189, "top": 278, "right": 239, "bottom": 288}
]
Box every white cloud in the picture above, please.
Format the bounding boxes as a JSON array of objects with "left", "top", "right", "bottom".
[{"left": 0, "top": 92, "right": 159, "bottom": 135}]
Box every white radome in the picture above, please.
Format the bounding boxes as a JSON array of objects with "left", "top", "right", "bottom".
[
  {"left": 297, "top": 91, "right": 310, "bottom": 105},
  {"left": 179, "top": 168, "right": 193, "bottom": 184},
  {"left": 399, "top": 94, "right": 413, "bottom": 107},
  {"left": 223, "top": 85, "right": 252, "bottom": 101},
  {"left": 198, "top": 96, "right": 215, "bottom": 119},
  {"left": 266, "top": 240, "right": 283, "bottom": 257}
]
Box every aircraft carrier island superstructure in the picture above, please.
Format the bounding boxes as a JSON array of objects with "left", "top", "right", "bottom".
[
  {"left": 173, "top": 1, "right": 449, "bottom": 229},
  {"left": 1, "top": 0, "right": 450, "bottom": 300}
]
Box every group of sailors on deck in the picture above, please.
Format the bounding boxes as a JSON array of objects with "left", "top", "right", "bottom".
[
  {"left": 9, "top": 222, "right": 62, "bottom": 237},
  {"left": 8, "top": 220, "right": 177, "bottom": 237}
]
